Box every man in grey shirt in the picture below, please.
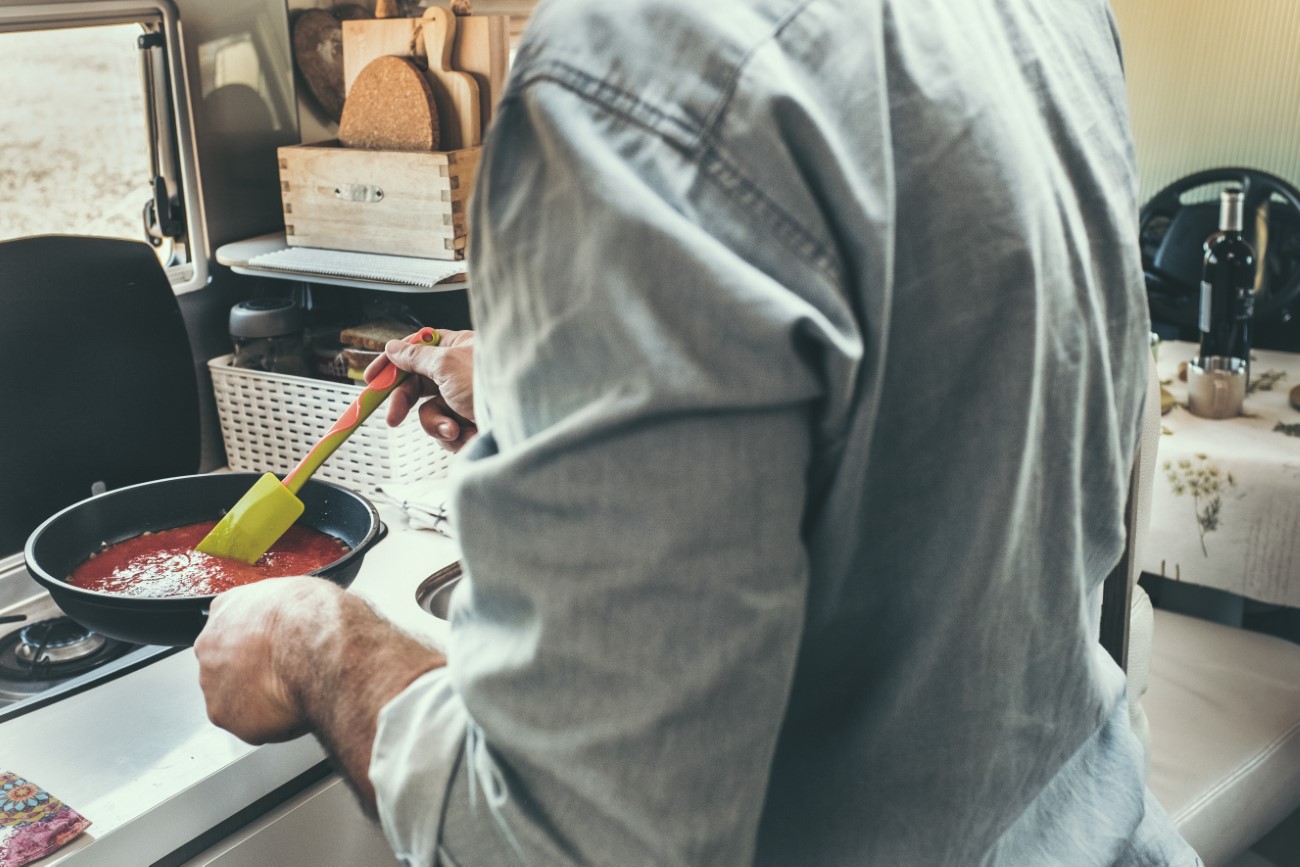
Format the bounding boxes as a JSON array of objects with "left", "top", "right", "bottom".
[{"left": 196, "top": 0, "right": 1201, "bottom": 863}]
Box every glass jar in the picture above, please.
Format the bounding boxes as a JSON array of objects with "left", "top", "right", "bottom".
[{"left": 229, "top": 298, "right": 310, "bottom": 376}]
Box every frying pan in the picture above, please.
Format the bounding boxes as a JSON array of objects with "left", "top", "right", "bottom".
[{"left": 24, "top": 473, "right": 386, "bottom": 647}]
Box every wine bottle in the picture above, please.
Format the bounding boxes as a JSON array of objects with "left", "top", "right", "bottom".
[{"left": 1198, "top": 188, "right": 1256, "bottom": 365}]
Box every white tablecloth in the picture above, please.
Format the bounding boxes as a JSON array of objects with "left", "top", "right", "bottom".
[{"left": 1141, "top": 340, "right": 1300, "bottom": 607}]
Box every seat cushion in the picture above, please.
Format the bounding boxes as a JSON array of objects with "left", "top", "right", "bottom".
[{"left": 1146, "top": 609, "right": 1300, "bottom": 867}]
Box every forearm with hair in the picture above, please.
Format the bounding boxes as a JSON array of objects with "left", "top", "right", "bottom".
[{"left": 274, "top": 589, "right": 446, "bottom": 814}]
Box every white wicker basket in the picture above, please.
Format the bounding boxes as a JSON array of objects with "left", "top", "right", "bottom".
[{"left": 208, "top": 354, "right": 451, "bottom": 494}]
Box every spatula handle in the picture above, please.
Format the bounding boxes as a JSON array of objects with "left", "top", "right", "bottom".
[{"left": 283, "top": 327, "right": 441, "bottom": 495}]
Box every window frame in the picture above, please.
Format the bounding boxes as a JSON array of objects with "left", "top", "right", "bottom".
[{"left": 0, "top": 0, "right": 209, "bottom": 294}]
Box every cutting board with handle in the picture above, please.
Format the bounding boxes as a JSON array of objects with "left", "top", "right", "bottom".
[
  {"left": 451, "top": 13, "right": 509, "bottom": 131},
  {"left": 342, "top": 15, "right": 425, "bottom": 94},
  {"left": 419, "top": 7, "right": 481, "bottom": 149}
]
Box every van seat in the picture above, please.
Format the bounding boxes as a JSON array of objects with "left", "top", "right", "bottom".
[{"left": 1144, "top": 608, "right": 1300, "bottom": 866}]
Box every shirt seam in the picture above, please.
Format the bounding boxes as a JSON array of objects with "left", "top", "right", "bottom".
[
  {"left": 500, "top": 58, "right": 704, "bottom": 151},
  {"left": 500, "top": 50, "right": 844, "bottom": 289}
]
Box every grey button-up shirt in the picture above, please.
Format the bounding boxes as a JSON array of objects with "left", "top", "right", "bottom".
[{"left": 370, "top": 1, "right": 1201, "bottom": 864}]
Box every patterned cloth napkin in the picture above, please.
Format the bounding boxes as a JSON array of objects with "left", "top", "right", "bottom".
[{"left": 0, "top": 773, "right": 90, "bottom": 867}]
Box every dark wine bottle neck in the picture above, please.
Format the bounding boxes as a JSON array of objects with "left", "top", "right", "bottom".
[{"left": 1219, "top": 190, "right": 1244, "bottom": 233}]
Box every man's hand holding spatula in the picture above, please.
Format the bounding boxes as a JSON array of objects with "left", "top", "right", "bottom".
[
  {"left": 372, "top": 327, "right": 478, "bottom": 453},
  {"left": 195, "top": 327, "right": 444, "bottom": 564}
]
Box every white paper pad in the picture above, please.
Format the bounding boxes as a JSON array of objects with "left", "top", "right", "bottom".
[{"left": 248, "top": 246, "right": 467, "bottom": 288}]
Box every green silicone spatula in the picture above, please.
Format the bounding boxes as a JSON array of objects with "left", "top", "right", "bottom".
[{"left": 196, "top": 327, "right": 440, "bottom": 564}]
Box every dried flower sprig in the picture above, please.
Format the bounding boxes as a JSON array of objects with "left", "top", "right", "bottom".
[
  {"left": 1164, "top": 453, "right": 1236, "bottom": 557},
  {"left": 1248, "top": 369, "right": 1286, "bottom": 394}
]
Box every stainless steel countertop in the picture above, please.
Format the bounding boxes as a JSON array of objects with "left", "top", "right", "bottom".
[{"left": 2, "top": 501, "right": 458, "bottom": 865}]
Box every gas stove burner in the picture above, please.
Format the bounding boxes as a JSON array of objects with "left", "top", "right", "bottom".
[
  {"left": 16, "top": 619, "right": 108, "bottom": 665},
  {"left": 0, "top": 617, "right": 137, "bottom": 702}
]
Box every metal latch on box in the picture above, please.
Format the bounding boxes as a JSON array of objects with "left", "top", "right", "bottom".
[{"left": 333, "top": 184, "right": 384, "bottom": 203}]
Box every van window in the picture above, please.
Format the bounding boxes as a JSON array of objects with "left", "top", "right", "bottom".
[
  {"left": 0, "top": 2, "right": 205, "bottom": 293},
  {"left": 0, "top": 25, "right": 152, "bottom": 243}
]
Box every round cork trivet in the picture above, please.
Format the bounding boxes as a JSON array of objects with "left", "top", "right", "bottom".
[
  {"left": 339, "top": 56, "right": 440, "bottom": 152},
  {"left": 1290, "top": 383, "right": 1300, "bottom": 411}
]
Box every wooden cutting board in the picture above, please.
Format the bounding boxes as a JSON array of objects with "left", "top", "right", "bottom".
[
  {"left": 453, "top": 14, "right": 510, "bottom": 130},
  {"left": 292, "top": 9, "right": 348, "bottom": 121},
  {"left": 342, "top": 17, "right": 425, "bottom": 95},
  {"left": 338, "top": 55, "right": 440, "bottom": 151},
  {"left": 419, "top": 7, "right": 482, "bottom": 149}
]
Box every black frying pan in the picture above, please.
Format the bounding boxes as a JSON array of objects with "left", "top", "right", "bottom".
[{"left": 24, "top": 473, "right": 386, "bottom": 647}]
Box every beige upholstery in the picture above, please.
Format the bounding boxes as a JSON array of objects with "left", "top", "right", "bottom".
[
  {"left": 1145, "top": 610, "right": 1300, "bottom": 866},
  {"left": 1126, "top": 585, "right": 1155, "bottom": 776},
  {"left": 1124, "top": 361, "right": 1300, "bottom": 866}
]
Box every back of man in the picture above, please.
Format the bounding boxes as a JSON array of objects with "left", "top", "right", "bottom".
[
  {"left": 420, "top": 0, "right": 1200, "bottom": 863},
  {"left": 745, "top": 2, "right": 1188, "bottom": 862}
]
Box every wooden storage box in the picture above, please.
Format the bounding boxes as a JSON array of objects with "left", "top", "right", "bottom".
[{"left": 278, "top": 140, "right": 480, "bottom": 260}]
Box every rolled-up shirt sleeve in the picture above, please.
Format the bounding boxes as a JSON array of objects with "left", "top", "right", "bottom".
[{"left": 369, "top": 668, "right": 469, "bottom": 866}]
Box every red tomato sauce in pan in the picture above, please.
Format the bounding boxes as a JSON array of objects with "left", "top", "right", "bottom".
[{"left": 67, "top": 521, "right": 349, "bottom": 597}]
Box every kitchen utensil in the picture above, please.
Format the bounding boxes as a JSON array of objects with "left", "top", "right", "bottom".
[
  {"left": 339, "top": 55, "right": 441, "bottom": 151},
  {"left": 24, "top": 473, "right": 384, "bottom": 646},
  {"left": 451, "top": 14, "right": 510, "bottom": 131},
  {"left": 196, "top": 327, "right": 439, "bottom": 564},
  {"left": 292, "top": 8, "right": 349, "bottom": 122},
  {"left": 420, "top": 7, "right": 482, "bottom": 149}
]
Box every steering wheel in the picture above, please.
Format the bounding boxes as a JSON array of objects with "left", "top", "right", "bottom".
[{"left": 1139, "top": 167, "right": 1300, "bottom": 331}]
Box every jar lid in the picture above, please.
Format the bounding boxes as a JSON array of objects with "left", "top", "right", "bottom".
[{"left": 229, "top": 298, "right": 304, "bottom": 339}]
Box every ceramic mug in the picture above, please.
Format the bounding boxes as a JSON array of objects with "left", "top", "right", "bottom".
[{"left": 1187, "top": 356, "right": 1247, "bottom": 419}]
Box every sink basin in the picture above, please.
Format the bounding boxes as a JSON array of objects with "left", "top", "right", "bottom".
[{"left": 415, "top": 561, "right": 461, "bottom": 621}]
